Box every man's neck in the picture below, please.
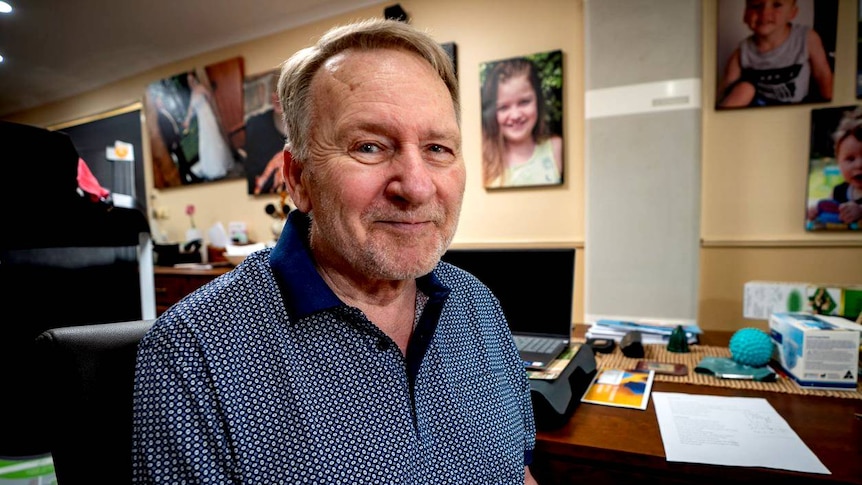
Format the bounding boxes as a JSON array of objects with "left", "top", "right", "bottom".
[{"left": 315, "top": 258, "right": 417, "bottom": 354}]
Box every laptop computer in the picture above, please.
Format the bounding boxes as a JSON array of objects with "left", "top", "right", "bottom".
[{"left": 440, "top": 248, "right": 575, "bottom": 370}]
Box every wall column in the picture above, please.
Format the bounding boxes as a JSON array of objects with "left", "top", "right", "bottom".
[{"left": 584, "top": 0, "right": 703, "bottom": 324}]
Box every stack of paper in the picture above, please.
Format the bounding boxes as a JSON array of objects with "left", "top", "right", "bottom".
[{"left": 586, "top": 319, "right": 701, "bottom": 345}]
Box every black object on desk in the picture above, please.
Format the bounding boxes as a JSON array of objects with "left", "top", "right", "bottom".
[
  {"left": 620, "top": 330, "right": 644, "bottom": 358},
  {"left": 530, "top": 344, "right": 597, "bottom": 431}
]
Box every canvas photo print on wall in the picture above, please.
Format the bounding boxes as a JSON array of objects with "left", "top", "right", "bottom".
[
  {"left": 715, "top": 0, "right": 837, "bottom": 110},
  {"left": 145, "top": 57, "right": 246, "bottom": 189},
  {"left": 857, "top": 0, "right": 862, "bottom": 98},
  {"left": 480, "top": 49, "right": 564, "bottom": 189},
  {"left": 243, "top": 69, "right": 287, "bottom": 196},
  {"left": 806, "top": 105, "right": 862, "bottom": 231}
]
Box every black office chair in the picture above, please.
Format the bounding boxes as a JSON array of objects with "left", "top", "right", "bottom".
[{"left": 34, "top": 319, "right": 154, "bottom": 484}]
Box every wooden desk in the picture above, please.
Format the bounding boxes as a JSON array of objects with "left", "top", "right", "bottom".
[
  {"left": 532, "top": 329, "right": 862, "bottom": 485},
  {"left": 153, "top": 266, "right": 231, "bottom": 315}
]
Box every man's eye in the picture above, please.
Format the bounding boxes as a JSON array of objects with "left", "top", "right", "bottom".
[
  {"left": 429, "top": 144, "right": 449, "bottom": 154},
  {"left": 358, "top": 143, "right": 380, "bottom": 153}
]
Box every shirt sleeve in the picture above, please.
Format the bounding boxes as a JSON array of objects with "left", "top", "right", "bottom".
[{"left": 132, "top": 316, "right": 237, "bottom": 483}]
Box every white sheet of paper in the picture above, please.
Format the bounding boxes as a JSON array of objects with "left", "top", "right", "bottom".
[{"left": 652, "top": 392, "right": 830, "bottom": 475}]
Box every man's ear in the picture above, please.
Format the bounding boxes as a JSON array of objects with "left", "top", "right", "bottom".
[{"left": 284, "top": 150, "right": 311, "bottom": 212}]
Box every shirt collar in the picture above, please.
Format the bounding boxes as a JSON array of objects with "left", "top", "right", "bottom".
[
  {"left": 269, "top": 210, "right": 451, "bottom": 320},
  {"left": 269, "top": 211, "right": 341, "bottom": 320}
]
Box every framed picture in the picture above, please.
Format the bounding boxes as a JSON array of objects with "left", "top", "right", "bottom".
[
  {"left": 715, "top": 0, "right": 837, "bottom": 110},
  {"left": 480, "top": 49, "right": 564, "bottom": 189},
  {"left": 144, "top": 57, "right": 246, "bottom": 188},
  {"left": 243, "top": 69, "right": 286, "bottom": 196},
  {"left": 441, "top": 42, "right": 458, "bottom": 78},
  {"left": 805, "top": 105, "right": 862, "bottom": 231},
  {"left": 857, "top": 0, "right": 862, "bottom": 98},
  {"left": 48, "top": 103, "right": 147, "bottom": 215}
]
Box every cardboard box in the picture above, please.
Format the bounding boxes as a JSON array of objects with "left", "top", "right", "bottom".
[
  {"left": 807, "top": 285, "right": 862, "bottom": 320},
  {"left": 744, "top": 281, "right": 810, "bottom": 319},
  {"left": 769, "top": 312, "right": 861, "bottom": 390},
  {"left": 744, "top": 281, "right": 862, "bottom": 321}
]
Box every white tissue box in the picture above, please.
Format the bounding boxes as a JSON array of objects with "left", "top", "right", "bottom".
[{"left": 769, "top": 312, "right": 860, "bottom": 390}]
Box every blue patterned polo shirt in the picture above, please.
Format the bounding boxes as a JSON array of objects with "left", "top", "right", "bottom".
[{"left": 132, "top": 211, "right": 535, "bottom": 484}]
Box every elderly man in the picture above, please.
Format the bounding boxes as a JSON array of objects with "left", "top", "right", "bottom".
[{"left": 133, "top": 18, "right": 537, "bottom": 484}]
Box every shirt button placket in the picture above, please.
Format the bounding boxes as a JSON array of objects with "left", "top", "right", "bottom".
[{"left": 376, "top": 339, "right": 390, "bottom": 352}]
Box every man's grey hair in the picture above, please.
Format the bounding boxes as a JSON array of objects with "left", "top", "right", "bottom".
[{"left": 276, "top": 18, "right": 459, "bottom": 163}]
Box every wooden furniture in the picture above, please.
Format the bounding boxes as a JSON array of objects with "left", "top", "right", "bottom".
[
  {"left": 531, "top": 328, "right": 862, "bottom": 485},
  {"left": 153, "top": 266, "right": 231, "bottom": 315}
]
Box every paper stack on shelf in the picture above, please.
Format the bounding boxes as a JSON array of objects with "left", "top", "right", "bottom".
[{"left": 586, "top": 319, "right": 701, "bottom": 345}]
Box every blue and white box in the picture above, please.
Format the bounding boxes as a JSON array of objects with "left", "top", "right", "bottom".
[{"left": 769, "top": 312, "right": 861, "bottom": 390}]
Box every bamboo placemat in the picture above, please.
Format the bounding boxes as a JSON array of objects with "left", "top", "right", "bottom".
[{"left": 585, "top": 342, "right": 862, "bottom": 399}]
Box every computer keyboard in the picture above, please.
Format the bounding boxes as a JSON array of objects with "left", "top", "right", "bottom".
[{"left": 513, "top": 335, "right": 560, "bottom": 353}]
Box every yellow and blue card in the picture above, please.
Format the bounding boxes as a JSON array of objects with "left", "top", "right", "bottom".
[{"left": 580, "top": 368, "right": 654, "bottom": 410}]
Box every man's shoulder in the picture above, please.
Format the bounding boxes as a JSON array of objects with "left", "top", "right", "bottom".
[
  {"left": 162, "top": 252, "right": 279, "bottom": 321},
  {"left": 432, "top": 260, "right": 494, "bottom": 297}
]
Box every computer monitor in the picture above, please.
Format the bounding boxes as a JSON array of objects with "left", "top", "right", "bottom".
[{"left": 440, "top": 248, "right": 576, "bottom": 338}]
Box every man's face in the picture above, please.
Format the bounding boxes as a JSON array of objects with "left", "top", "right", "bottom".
[
  {"left": 744, "top": 0, "right": 798, "bottom": 38},
  {"left": 294, "top": 47, "right": 465, "bottom": 282}
]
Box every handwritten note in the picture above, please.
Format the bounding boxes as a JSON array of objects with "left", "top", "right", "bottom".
[{"left": 652, "top": 392, "right": 830, "bottom": 474}]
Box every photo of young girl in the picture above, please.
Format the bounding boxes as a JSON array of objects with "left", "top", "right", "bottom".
[
  {"left": 857, "top": 0, "right": 862, "bottom": 98},
  {"left": 480, "top": 50, "right": 563, "bottom": 189},
  {"left": 806, "top": 105, "right": 862, "bottom": 231}
]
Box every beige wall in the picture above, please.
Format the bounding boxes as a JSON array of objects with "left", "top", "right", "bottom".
[
  {"left": 700, "top": 0, "right": 861, "bottom": 332},
  {"left": 4, "top": 0, "right": 860, "bottom": 332}
]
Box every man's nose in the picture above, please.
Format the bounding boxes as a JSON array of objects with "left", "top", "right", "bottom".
[{"left": 387, "top": 147, "right": 436, "bottom": 202}]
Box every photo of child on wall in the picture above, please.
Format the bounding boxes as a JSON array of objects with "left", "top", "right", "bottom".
[
  {"left": 857, "top": 0, "right": 862, "bottom": 98},
  {"left": 480, "top": 50, "right": 564, "bottom": 189},
  {"left": 716, "top": 0, "right": 837, "bottom": 110},
  {"left": 806, "top": 105, "right": 862, "bottom": 231}
]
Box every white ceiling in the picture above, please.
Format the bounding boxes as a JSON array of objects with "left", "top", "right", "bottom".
[{"left": 0, "top": 0, "right": 387, "bottom": 118}]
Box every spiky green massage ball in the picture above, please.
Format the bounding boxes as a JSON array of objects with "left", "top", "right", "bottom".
[{"left": 729, "top": 328, "right": 774, "bottom": 367}]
